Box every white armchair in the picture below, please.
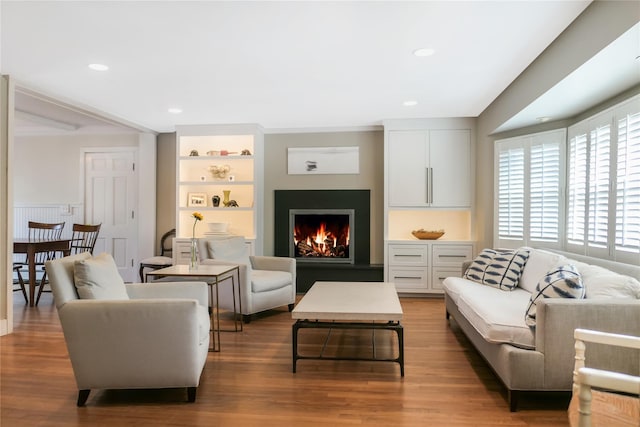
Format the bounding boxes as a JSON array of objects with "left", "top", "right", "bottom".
[
  {"left": 197, "top": 236, "right": 296, "bottom": 323},
  {"left": 45, "top": 252, "right": 210, "bottom": 406}
]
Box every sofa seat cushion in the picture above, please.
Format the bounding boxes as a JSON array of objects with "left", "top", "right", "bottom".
[
  {"left": 455, "top": 281, "right": 535, "bottom": 349},
  {"left": 251, "top": 270, "right": 292, "bottom": 293},
  {"left": 442, "top": 276, "right": 475, "bottom": 304}
]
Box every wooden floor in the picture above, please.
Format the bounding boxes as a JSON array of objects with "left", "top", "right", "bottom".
[{"left": 1, "top": 293, "right": 572, "bottom": 426}]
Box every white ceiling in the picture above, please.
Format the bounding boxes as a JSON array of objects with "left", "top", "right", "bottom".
[{"left": 2, "top": 0, "right": 625, "bottom": 135}]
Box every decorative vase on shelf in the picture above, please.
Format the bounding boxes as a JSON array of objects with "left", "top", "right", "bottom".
[
  {"left": 212, "top": 195, "right": 220, "bottom": 207},
  {"left": 189, "top": 238, "right": 198, "bottom": 270},
  {"left": 223, "top": 190, "right": 231, "bottom": 207}
]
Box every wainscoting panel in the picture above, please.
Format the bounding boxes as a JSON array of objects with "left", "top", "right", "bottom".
[{"left": 13, "top": 204, "right": 83, "bottom": 239}]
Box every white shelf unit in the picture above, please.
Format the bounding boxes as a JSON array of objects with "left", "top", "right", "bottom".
[{"left": 175, "top": 124, "right": 264, "bottom": 255}]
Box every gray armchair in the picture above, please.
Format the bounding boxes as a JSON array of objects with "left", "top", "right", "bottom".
[
  {"left": 45, "top": 252, "right": 210, "bottom": 406},
  {"left": 197, "top": 236, "right": 296, "bottom": 322}
]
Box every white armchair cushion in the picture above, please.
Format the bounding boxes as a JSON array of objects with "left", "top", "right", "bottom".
[
  {"left": 252, "top": 270, "right": 293, "bottom": 293},
  {"left": 73, "top": 252, "right": 129, "bottom": 300},
  {"left": 206, "top": 237, "right": 251, "bottom": 272}
]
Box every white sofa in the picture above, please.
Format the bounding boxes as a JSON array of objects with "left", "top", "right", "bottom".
[
  {"left": 442, "top": 248, "right": 640, "bottom": 411},
  {"left": 46, "top": 252, "right": 210, "bottom": 406}
]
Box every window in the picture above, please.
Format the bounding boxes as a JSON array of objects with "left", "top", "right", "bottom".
[
  {"left": 615, "top": 111, "right": 640, "bottom": 255},
  {"left": 566, "top": 96, "right": 640, "bottom": 264},
  {"left": 495, "top": 94, "right": 640, "bottom": 265},
  {"left": 494, "top": 129, "right": 565, "bottom": 248}
]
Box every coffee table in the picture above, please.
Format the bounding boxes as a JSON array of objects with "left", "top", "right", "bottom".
[
  {"left": 146, "top": 264, "right": 241, "bottom": 352},
  {"left": 292, "top": 281, "right": 404, "bottom": 376}
]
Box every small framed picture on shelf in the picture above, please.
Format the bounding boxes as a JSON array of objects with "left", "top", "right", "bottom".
[{"left": 187, "top": 192, "right": 207, "bottom": 207}]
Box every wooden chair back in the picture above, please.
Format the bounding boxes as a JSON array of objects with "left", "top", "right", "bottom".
[{"left": 70, "top": 223, "right": 102, "bottom": 255}]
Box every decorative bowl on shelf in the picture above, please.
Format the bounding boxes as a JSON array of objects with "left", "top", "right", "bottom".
[
  {"left": 411, "top": 229, "right": 445, "bottom": 240},
  {"left": 207, "top": 222, "right": 229, "bottom": 233}
]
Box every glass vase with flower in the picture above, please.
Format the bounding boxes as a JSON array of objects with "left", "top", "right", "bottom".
[{"left": 190, "top": 212, "right": 203, "bottom": 270}]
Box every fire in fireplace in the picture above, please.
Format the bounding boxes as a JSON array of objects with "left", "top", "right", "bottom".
[{"left": 289, "top": 209, "right": 354, "bottom": 263}]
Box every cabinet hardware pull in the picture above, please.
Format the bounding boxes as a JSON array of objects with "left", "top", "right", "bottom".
[
  {"left": 429, "top": 167, "right": 433, "bottom": 204},
  {"left": 425, "top": 167, "right": 430, "bottom": 204},
  {"left": 438, "top": 254, "right": 467, "bottom": 258},
  {"left": 394, "top": 276, "right": 421, "bottom": 280},
  {"left": 395, "top": 254, "right": 422, "bottom": 257}
]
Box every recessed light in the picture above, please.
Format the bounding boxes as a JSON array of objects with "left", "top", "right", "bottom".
[
  {"left": 88, "top": 63, "right": 109, "bottom": 71},
  {"left": 413, "top": 48, "right": 435, "bottom": 57},
  {"left": 537, "top": 116, "right": 551, "bottom": 123},
  {"left": 168, "top": 108, "right": 183, "bottom": 114},
  {"left": 403, "top": 100, "right": 418, "bottom": 107}
]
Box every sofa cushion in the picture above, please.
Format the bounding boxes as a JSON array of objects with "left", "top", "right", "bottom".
[
  {"left": 251, "top": 270, "right": 292, "bottom": 293},
  {"left": 576, "top": 264, "right": 640, "bottom": 299},
  {"left": 464, "top": 248, "right": 530, "bottom": 291},
  {"left": 455, "top": 281, "right": 535, "bottom": 349},
  {"left": 73, "top": 253, "right": 129, "bottom": 300},
  {"left": 519, "top": 249, "right": 567, "bottom": 294},
  {"left": 441, "top": 276, "right": 473, "bottom": 304},
  {"left": 524, "top": 264, "right": 585, "bottom": 328}
]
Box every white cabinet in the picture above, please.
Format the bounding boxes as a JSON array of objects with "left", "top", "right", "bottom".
[
  {"left": 387, "top": 129, "right": 471, "bottom": 208},
  {"left": 387, "top": 242, "right": 473, "bottom": 294},
  {"left": 175, "top": 124, "right": 263, "bottom": 255},
  {"left": 173, "top": 237, "right": 255, "bottom": 265}
]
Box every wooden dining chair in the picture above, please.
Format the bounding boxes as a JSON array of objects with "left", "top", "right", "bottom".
[
  {"left": 35, "top": 223, "right": 101, "bottom": 305},
  {"left": 14, "top": 221, "right": 65, "bottom": 306},
  {"left": 139, "top": 228, "right": 175, "bottom": 282},
  {"left": 13, "top": 264, "right": 28, "bottom": 304},
  {"left": 69, "top": 223, "right": 102, "bottom": 255}
]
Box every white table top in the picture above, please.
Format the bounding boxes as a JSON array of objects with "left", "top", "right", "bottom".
[
  {"left": 146, "top": 264, "right": 238, "bottom": 278},
  {"left": 292, "top": 281, "right": 403, "bottom": 321}
]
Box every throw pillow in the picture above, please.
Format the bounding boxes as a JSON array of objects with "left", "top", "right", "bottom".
[
  {"left": 73, "top": 252, "right": 129, "bottom": 300},
  {"left": 207, "top": 237, "right": 252, "bottom": 271},
  {"left": 464, "top": 248, "right": 530, "bottom": 291},
  {"left": 524, "top": 264, "right": 584, "bottom": 328}
]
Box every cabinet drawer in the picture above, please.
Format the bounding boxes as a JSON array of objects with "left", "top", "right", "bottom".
[
  {"left": 432, "top": 244, "right": 472, "bottom": 267},
  {"left": 431, "top": 268, "right": 462, "bottom": 291},
  {"left": 388, "top": 245, "right": 428, "bottom": 266},
  {"left": 388, "top": 267, "right": 428, "bottom": 290}
]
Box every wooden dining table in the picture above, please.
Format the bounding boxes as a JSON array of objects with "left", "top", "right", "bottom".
[{"left": 13, "top": 238, "right": 73, "bottom": 306}]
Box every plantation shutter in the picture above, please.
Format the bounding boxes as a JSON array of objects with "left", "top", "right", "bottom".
[
  {"left": 587, "top": 124, "right": 611, "bottom": 249},
  {"left": 497, "top": 145, "right": 525, "bottom": 241},
  {"left": 567, "top": 132, "right": 588, "bottom": 246},
  {"left": 615, "top": 111, "right": 640, "bottom": 255},
  {"left": 529, "top": 138, "right": 561, "bottom": 242}
]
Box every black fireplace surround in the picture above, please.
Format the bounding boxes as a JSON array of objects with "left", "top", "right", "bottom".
[{"left": 275, "top": 190, "right": 381, "bottom": 292}]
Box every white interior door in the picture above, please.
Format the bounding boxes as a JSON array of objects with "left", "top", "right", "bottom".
[{"left": 84, "top": 150, "right": 138, "bottom": 281}]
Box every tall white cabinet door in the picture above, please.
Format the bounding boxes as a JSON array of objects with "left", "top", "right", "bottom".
[
  {"left": 429, "top": 129, "right": 471, "bottom": 207},
  {"left": 388, "top": 130, "right": 428, "bottom": 207}
]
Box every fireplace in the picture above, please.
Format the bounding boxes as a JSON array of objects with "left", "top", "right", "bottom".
[
  {"left": 290, "top": 209, "right": 354, "bottom": 264},
  {"left": 275, "top": 189, "right": 370, "bottom": 265}
]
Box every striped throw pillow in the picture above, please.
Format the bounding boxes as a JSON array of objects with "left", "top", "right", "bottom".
[
  {"left": 524, "top": 264, "right": 585, "bottom": 328},
  {"left": 464, "top": 248, "right": 530, "bottom": 291}
]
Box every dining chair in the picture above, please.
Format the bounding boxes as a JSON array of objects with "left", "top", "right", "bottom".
[
  {"left": 13, "top": 264, "right": 28, "bottom": 303},
  {"left": 69, "top": 223, "right": 102, "bottom": 255},
  {"left": 139, "top": 228, "right": 175, "bottom": 282},
  {"left": 14, "top": 221, "right": 65, "bottom": 306},
  {"left": 34, "top": 223, "right": 102, "bottom": 305}
]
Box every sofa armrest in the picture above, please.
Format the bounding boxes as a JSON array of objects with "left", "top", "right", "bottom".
[
  {"left": 536, "top": 299, "right": 640, "bottom": 388},
  {"left": 250, "top": 256, "right": 296, "bottom": 275},
  {"left": 58, "top": 298, "right": 207, "bottom": 389},
  {"left": 126, "top": 281, "right": 209, "bottom": 308}
]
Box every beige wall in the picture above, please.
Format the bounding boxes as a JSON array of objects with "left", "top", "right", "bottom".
[
  {"left": 13, "top": 133, "right": 139, "bottom": 204},
  {"left": 474, "top": 0, "right": 640, "bottom": 250},
  {"left": 155, "top": 129, "right": 385, "bottom": 262},
  {"left": 263, "top": 130, "right": 384, "bottom": 262},
  {"left": 156, "top": 132, "right": 177, "bottom": 251}
]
